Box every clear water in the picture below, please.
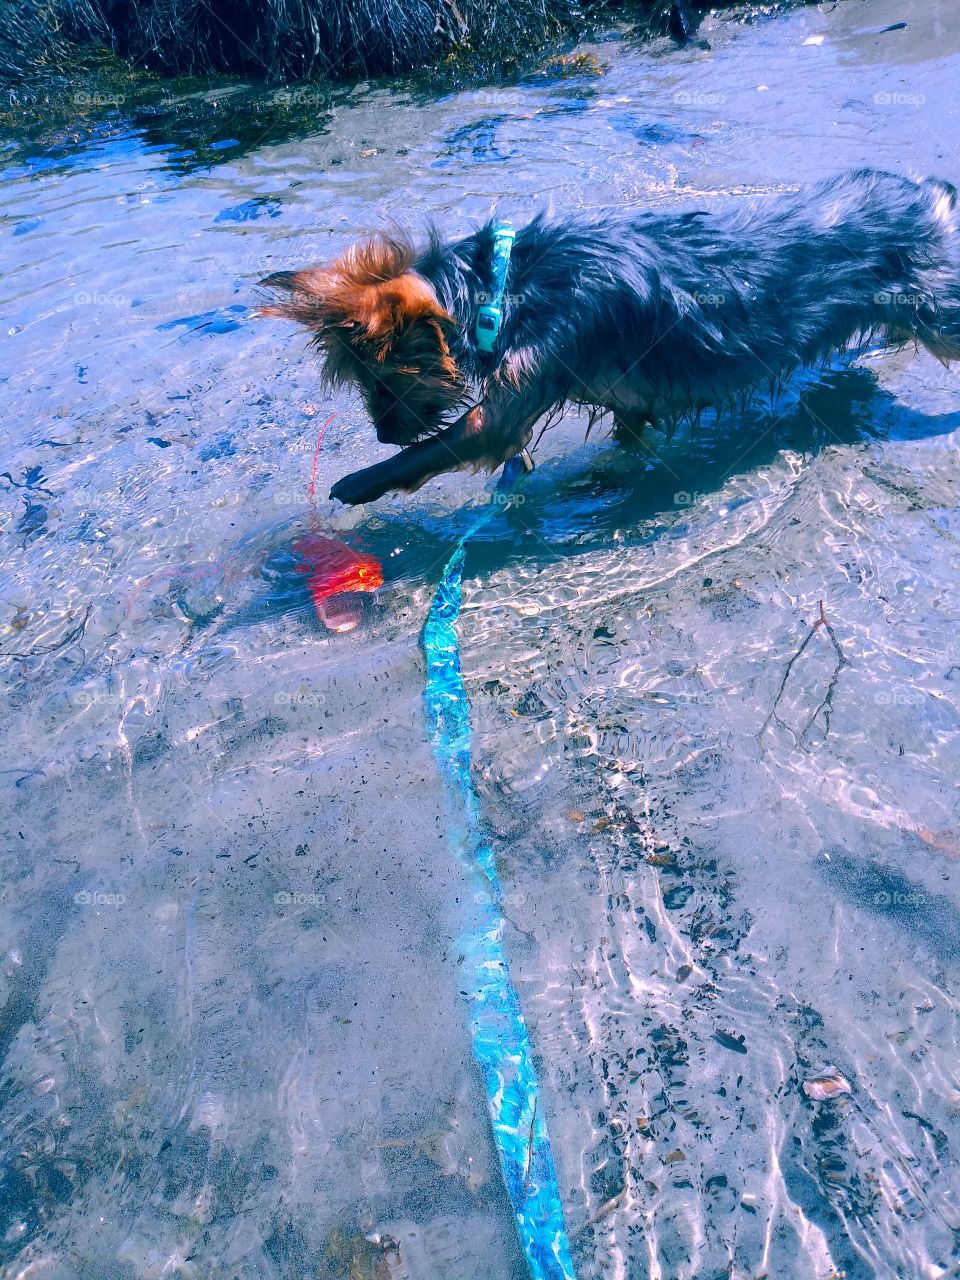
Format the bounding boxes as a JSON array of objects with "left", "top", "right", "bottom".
[{"left": 3, "top": 1, "right": 960, "bottom": 1277}]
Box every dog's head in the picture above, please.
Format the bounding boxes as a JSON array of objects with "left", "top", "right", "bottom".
[{"left": 259, "top": 236, "right": 467, "bottom": 446}]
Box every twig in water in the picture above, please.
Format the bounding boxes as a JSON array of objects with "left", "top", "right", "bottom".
[
  {"left": 759, "top": 599, "right": 847, "bottom": 749},
  {"left": 523, "top": 1098, "right": 537, "bottom": 1191},
  {"left": 2, "top": 604, "right": 93, "bottom": 661},
  {"left": 572, "top": 1187, "right": 628, "bottom": 1239}
]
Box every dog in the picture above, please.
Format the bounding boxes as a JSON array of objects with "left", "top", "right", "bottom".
[{"left": 259, "top": 169, "right": 960, "bottom": 505}]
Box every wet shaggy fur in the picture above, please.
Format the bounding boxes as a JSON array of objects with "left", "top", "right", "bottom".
[{"left": 261, "top": 169, "right": 960, "bottom": 505}]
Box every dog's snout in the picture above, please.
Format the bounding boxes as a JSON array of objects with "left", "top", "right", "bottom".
[
  {"left": 368, "top": 387, "right": 402, "bottom": 444},
  {"left": 375, "top": 414, "right": 399, "bottom": 444}
]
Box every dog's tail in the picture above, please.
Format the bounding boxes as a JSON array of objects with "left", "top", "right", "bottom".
[
  {"left": 923, "top": 175, "right": 959, "bottom": 231},
  {"left": 910, "top": 176, "right": 960, "bottom": 363}
]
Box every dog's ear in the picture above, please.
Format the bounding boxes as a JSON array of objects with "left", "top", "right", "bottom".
[{"left": 259, "top": 236, "right": 452, "bottom": 362}]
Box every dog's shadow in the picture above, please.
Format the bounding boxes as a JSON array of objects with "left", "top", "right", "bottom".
[
  {"left": 188, "top": 365, "right": 960, "bottom": 638},
  {"left": 401, "top": 365, "right": 960, "bottom": 579}
]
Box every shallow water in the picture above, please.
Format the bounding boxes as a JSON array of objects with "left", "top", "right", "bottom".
[{"left": 2, "top": 1, "right": 960, "bottom": 1277}]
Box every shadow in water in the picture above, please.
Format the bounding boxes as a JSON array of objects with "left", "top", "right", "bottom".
[
  {"left": 818, "top": 846, "right": 960, "bottom": 965},
  {"left": 167, "top": 365, "right": 960, "bottom": 642},
  {"left": 1, "top": 79, "right": 343, "bottom": 176},
  {"left": 375, "top": 365, "right": 960, "bottom": 578}
]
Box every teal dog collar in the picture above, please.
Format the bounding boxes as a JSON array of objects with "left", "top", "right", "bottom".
[{"left": 475, "top": 225, "right": 515, "bottom": 354}]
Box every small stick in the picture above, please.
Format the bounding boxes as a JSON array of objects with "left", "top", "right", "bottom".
[
  {"left": 759, "top": 599, "right": 847, "bottom": 747},
  {"left": 523, "top": 1098, "right": 537, "bottom": 1191},
  {"left": 798, "top": 601, "right": 847, "bottom": 746},
  {"left": 572, "top": 1187, "right": 627, "bottom": 1239}
]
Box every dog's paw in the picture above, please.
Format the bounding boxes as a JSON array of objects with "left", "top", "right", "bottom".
[{"left": 329, "top": 468, "right": 386, "bottom": 506}]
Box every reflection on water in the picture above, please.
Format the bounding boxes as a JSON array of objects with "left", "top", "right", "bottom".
[{"left": 2, "top": 1, "right": 960, "bottom": 1277}]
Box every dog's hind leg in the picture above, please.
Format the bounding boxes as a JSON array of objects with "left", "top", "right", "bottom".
[
  {"left": 611, "top": 408, "right": 653, "bottom": 446},
  {"left": 913, "top": 288, "right": 960, "bottom": 365}
]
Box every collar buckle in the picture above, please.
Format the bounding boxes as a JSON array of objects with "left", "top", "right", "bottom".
[{"left": 475, "top": 225, "right": 515, "bottom": 355}]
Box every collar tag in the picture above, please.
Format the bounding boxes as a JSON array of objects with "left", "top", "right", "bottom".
[{"left": 475, "top": 225, "right": 515, "bottom": 354}]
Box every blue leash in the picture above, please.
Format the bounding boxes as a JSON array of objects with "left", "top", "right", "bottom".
[{"left": 422, "top": 456, "right": 577, "bottom": 1280}]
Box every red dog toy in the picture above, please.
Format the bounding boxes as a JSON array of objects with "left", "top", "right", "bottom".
[{"left": 293, "top": 533, "right": 383, "bottom": 632}]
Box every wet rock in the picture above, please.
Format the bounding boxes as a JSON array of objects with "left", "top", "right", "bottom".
[
  {"left": 214, "top": 197, "right": 281, "bottom": 223},
  {"left": 714, "top": 1029, "right": 748, "bottom": 1055},
  {"left": 803, "top": 1068, "right": 852, "bottom": 1101}
]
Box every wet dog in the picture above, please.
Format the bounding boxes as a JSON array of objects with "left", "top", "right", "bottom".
[{"left": 260, "top": 169, "right": 960, "bottom": 505}]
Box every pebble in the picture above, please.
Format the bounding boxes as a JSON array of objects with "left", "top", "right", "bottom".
[{"left": 803, "top": 1068, "right": 852, "bottom": 1101}]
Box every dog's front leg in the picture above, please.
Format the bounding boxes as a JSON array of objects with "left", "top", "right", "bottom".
[
  {"left": 329, "top": 387, "right": 547, "bottom": 505},
  {"left": 329, "top": 405, "right": 495, "bottom": 505}
]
